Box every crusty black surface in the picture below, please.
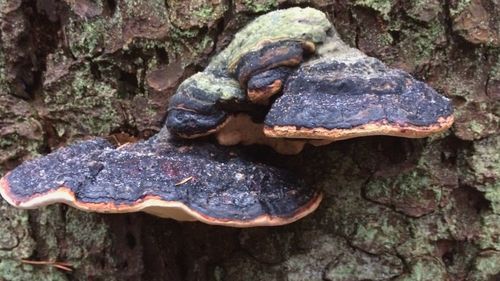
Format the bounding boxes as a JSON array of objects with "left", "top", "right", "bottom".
[
  {"left": 234, "top": 41, "right": 305, "bottom": 85},
  {"left": 166, "top": 76, "right": 235, "bottom": 136},
  {"left": 4, "top": 130, "right": 316, "bottom": 221},
  {"left": 247, "top": 67, "right": 293, "bottom": 92},
  {"left": 265, "top": 57, "right": 453, "bottom": 129},
  {"left": 166, "top": 109, "right": 227, "bottom": 137}
]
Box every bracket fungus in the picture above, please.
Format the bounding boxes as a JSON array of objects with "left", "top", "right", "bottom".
[
  {"left": 0, "top": 7, "right": 454, "bottom": 227},
  {"left": 263, "top": 55, "right": 454, "bottom": 142},
  {"left": 166, "top": 7, "right": 454, "bottom": 154},
  {"left": 0, "top": 129, "right": 321, "bottom": 227}
]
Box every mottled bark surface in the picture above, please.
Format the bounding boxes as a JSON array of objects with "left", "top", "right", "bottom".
[{"left": 0, "top": 0, "right": 499, "bottom": 280}]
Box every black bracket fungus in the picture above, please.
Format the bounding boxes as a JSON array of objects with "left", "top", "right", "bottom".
[
  {"left": 263, "top": 56, "right": 454, "bottom": 141},
  {"left": 247, "top": 67, "right": 294, "bottom": 104},
  {"left": 166, "top": 7, "right": 332, "bottom": 140},
  {"left": 0, "top": 129, "right": 321, "bottom": 227},
  {"left": 0, "top": 7, "right": 454, "bottom": 227},
  {"left": 166, "top": 7, "right": 454, "bottom": 154}
]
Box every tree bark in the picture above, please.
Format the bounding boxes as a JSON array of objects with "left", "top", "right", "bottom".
[{"left": 0, "top": 0, "right": 499, "bottom": 280}]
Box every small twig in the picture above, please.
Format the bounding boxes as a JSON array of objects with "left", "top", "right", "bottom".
[
  {"left": 21, "top": 259, "right": 73, "bottom": 272},
  {"left": 175, "top": 176, "right": 193, "bottom": 186}
]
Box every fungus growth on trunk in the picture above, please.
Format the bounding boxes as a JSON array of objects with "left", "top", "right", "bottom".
[{"left": 0, "top": 7, "right": 453, "bottom": 227}]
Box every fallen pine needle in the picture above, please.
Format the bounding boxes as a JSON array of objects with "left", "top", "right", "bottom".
[
  {"left": 21, "top": 259, "right": 73, "bottom": 272},
  {"left": 175, "top": 176, "right": 193, "bottom": 186}
]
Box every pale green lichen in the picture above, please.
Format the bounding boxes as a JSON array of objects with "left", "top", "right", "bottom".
[
  {"left": 125, "top": 0, "right": 167, "bottom": 20},
  {"left": 65, "top": 0, "right": 129, "bottom": 57},
  {"left": 478, "top": 212, "right": 500, "bottom": 250},
  {"left": 192, "top": 4, "right": 216, "bottom": 21},
  {"left": 66, "top": 18, "right": 107, "bottom": 57},
  {"left": 485, "top": 183, "right": 500, "bottom": 214},
  {"left": 351, "top": 214, "right": 408, "bottom": 254},
  {"left": 365, "top": 168, "right": 441, "bottom": 216},
  {"left": 207, "top": 7, "right": 332, "bottom": 73},
  {"left": 0, "top": 259, "right": 67, "bottom": 281},
  {"left": 181, "top": 72, "right": 244, "bottom": 101},
  {"left": 242, "top": 0, "right": 278, "bottom": 13},
  {"left": 450, "top": 0, "right": 472, "bottom": 17},
  {"left": 406, "top": 0, "right": 442, "bottom": 22},
  {"left": 462, "top": 135, "right": 500, "bottom": 213},
  {"left": 63, "top": 209, "right": 111, "bottom": 265},
  {"left": 0, "top": 44, "right": 6, "bottom": 90},
  {"left": 43, "top": 62, "right": 121, "bottom": 139},
  {"left": 399, "top": 21, "right": 446, "bottom": 65},
  {"left": 467, "top": 251, "right": 500, "bottom": 281},
  {"left": 175, "top": 7, "right": 334, "bottom": 106},
  {"left": 0, "top": 203, "right": 35, "bottom": 260},
  {"left": 355, "top": 0, "right": 394, "bottom": 20},
  {"left": 395, "top": 257, "right": 448, "bottom": 281},
  {"left": 324, "top": 252, "right": 402, "bottom": 280}
]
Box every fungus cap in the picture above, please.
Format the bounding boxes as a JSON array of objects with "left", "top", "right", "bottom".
[
  {"left": 0, "top": 130, "right": 321, "bottom": 227},
  {"left": 264, "top": 55, "right": 454, "bottom": 141},
  {"left": 166, "top": 72, "right": 244, "bottom": 138},
  {"left": 167, "top": 7, "right": 333, "bottom": 138}
]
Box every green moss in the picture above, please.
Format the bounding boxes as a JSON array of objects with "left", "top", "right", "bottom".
[
  {"left": 365, "top": 154, "right": 446, "bottom": 217},
  {"left": 0, "top": 203, "right": 67, "bottom": 280},
  {"left": 355, "top": 0, "right": 393, "bottom": 20}
]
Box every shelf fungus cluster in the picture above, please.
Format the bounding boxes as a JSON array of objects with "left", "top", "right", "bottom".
[
  {"left": 0, "top": 7, "right": 453, "bottom": 227},
  {"left": 167, "top": 7, "right": 453, "bottom": 154}
]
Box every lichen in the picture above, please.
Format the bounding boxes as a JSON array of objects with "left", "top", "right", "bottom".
[
  {"left": 478, "top": 212, "right": 500, "bottom": 250},
  {"left": 467, "top": 251, "right": 500, "bottom": 281},
  {"left": 406, "top": 0, "right": 442, "bottom": 22},
  {"left": 208, "top": 7, "right": 331, "bottom": 72},
  {"left": 395, "top": 256, "right": 448, "bottom": 281},
  {"left": 42, "top": 62, "right": 122, "bottom": 140},
  {"left": 181, "top": 72, "right": 244, "bottom": 101},
  {"left": 66, "top": 17, "right": 107, "bottom": 58},
  {"left": 242, "top": 0, "right": 278, "bottom": 13},
  {"left": 0, "top": 2, "right": 498, "bottom": 280},
  {"left": 0, "top": 259, "right": 67, "bottom": 281},
  {"left": 398, "top": 20, "right": 446, "bottom": 67},
  {"left": 355, "top": 0, "right": 394, "bottom": 20},
  {"left": 449, "top": 0, "right": 472, "bottom": 17}
]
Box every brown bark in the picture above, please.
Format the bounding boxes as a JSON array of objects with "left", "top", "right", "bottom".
[{"left": 0, "top": 0, "right": 499, "bottom": 280}]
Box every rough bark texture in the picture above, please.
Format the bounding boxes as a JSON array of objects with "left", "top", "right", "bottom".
[{"left": 0, "top": 0, "right": 499, "bottom": 280}]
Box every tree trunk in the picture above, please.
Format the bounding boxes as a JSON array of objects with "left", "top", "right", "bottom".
[{"left": 0, "top": 0, "right": 499, "bottom": 280}]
